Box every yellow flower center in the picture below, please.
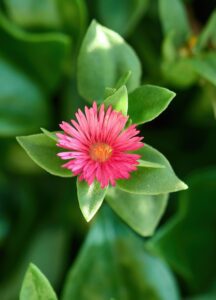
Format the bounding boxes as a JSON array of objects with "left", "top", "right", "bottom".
[{"left": 90, "top": 143, "right": 113, "bottom": 162}]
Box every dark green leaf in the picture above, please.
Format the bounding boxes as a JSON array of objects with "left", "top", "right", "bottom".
[
  {"left": 0, "top": 12, "right": 71, "bottom": 92},
  {"left": 117, "top": 144, "right": 188, "bottom": 195},
  {"left": 20, "top": 264, "right": 57, "bottom": 300},
  {"left": 0, "top": 226, "right": 69, "bottom": 299},
  {"left": 59, "top": 0, "right": 87, "bottom": 43},
  {"left": 61, "top": 207, "right": 180, "bottom": 300},
  {"left": 78, "top": 20, "right": 141, "bottom": 101},
  {"left": 94, "top": 0, "right": 149, "bottom": 36},
  {"left": 17, "top": 133, "right": 72, "bottom": 177},
  {"left": 104, "top": 85, "right": 128, "bottom": 115},
  {"left": 148, "top": 169, "right": 216, "bottom": 293},
  {"left": 128, "top": 85, "right": 175, "bottom": 124},
  {"left": 106, "top": 187, "right": 168, "bottom": 236},
  {"left": 77, "top": 180, "right": 107, "bottom": 222},
  {"left": 0, "top": 57, "right": 49, "bottom": 137}
]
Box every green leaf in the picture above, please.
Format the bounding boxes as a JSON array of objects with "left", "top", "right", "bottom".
[
  {"left": 4, "top": 0, "right": 62, "bottom": 29},
  {"left": 20, "top": 263, "right": 57, "bottom": 300},
  {"left": 0, "top": 12, "right": 71, "bottom": 92},
  {"left": 17, "top": 133, "right": 72, "bottom": 177},
  {"left": 77, "top": 180, "right": 107, "bottom": 222},
  {"left": 106, "top": 187, "right": 168, "bottom": 236},
  {"left": 161, "top": 32, "right": 197, "bottom": 88},
  {"left": 117, "top": 144, "right": 188, "bottom": 195},
  {"left": 40, "top": 128, "right": 58, "bottom": 142},
  {"left": 103, "top": 71, "right": 131, "bottom": 99},
  {"left": 104, "top": 85, "right": 128, "bottom": 115},
  {"left": 196, "top": 10, "right": 216, "bottom": 51},
  {"left": 162, "top": 58, "right": 198, "bottom": 88},
  {"left": 94, "top": 0, "right": 149, "bottom": 36},
  {"left": 115, "top": 70, "right": 131, "bottom": 90},
  {"left": 78, "top": 20, "right": 141, "bottom": 101},
  {"left": 5, "top": 0, "right": 88, "bottom": 41},
  {"left": 148, "top": 169, "right": 216, "bottom": 293},
  {"left": 187, "top": 286, "right": 216, "bottom": 300},
  {"left": 61, "top": 207, "right": 180, "bottom": 300},
  {"left": 0, "top": 57, "right": 49, "bottom": 137},
  {"left": 104, "top": 87, "right": 116, "bottom": 98},
  {"left": 138, "top": 160, "right": 165, "bottom": 168},
  {"left": 159, "top": 0, "right": 190, "bottom": 44},
  {"left": 128, "top": 85, "right": 175, "bottom": 124},
  {"left": 59, "top": 0, "right": 87, "bottom": 43},
  {"left": 0, "top": 213, "right": 71, "bottom": 300},
  {"left": 191, "top": 52, "right": 216, "bottom": 86}
]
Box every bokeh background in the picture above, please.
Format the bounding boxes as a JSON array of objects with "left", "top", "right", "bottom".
[{"left": 0, "top": 0, "right": 216, "bottom": 299}]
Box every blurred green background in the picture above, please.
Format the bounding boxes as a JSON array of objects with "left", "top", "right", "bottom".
[{"left": 0, "top": 0, "right": 216, "bottom": 299}]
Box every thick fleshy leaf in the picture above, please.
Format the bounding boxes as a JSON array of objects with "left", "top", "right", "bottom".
[
  {"left": 148, "top": 169, "right": 216, "bottom": 293},
  {"left": 104, "top": 85, "right": 128, "bottom": 115},
  {"left": 61, "top": 207, "right": 180, "bottom": 300},
  {"left": 128, "top": 85, "right": 175, "bottom": 124},
  {"left": 94, "top": 0, "right": 149, "bottom": 36},
  {"left": 117, "top": 144, "right": 188, "bottom": 195},
  {"left": 0, "top": 57, "right": 49, "bottom": 137},
  {"left": 17, "top": 133, "right": 72, "bottom": 177},
  {"left": 106, "top": 187, "right": 168, "bottom": 236},
  {"left": 20, "top": 264, "right": 57, "bottom": 300},
  {"left": 78, "top": 20, "right": 141, "bottom": 101},
  {"left": 0, "top": 12, "right": 71, "bottom": 92},
  {"left": 159, "top": 0, "right": 190, "bottom": 44},
  {"left": 77, "top": 180, "right": 107, "bottom": 222},
  {"left": 191, "top": 52, "right": 216, "bottom": 86}
]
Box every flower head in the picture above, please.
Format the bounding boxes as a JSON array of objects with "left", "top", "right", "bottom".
[{"left": 57, "top": 102, "right": 143, "bottom": 188}]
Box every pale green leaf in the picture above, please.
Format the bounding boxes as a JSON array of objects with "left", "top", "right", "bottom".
[
  {"left": 159, "top": 0, "right": 190, "bottom": 44},
  {"left": 40, "top": 128, "right": 58, "bottom": 142},
  {"left": 17, "top": 133, "right": 72, "bottom": 177},
  {"left": 77, "top": 180, "right": 107, "bottom": 222},
  {"left": 20, "top": 264, "right": 57, "bottom": 300},
  {"left": 104, "top": 85, "right": 128, "bottom": 115},
  {"left": 128, "top": 85, "right": 175, "bottom": 124},
  {"left": 106, "top": 187, "right": 168, "bottom": 236},
  {"left": 117, "top": 144, "right": 188, "bottom": 195},
  {"left": 78, "top": 20, "right": 141, "bottom": 101}
]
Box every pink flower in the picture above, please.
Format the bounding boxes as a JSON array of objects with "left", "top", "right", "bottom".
[{"left": 57, "top": 102, "right": 144, "bottom": 188}]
